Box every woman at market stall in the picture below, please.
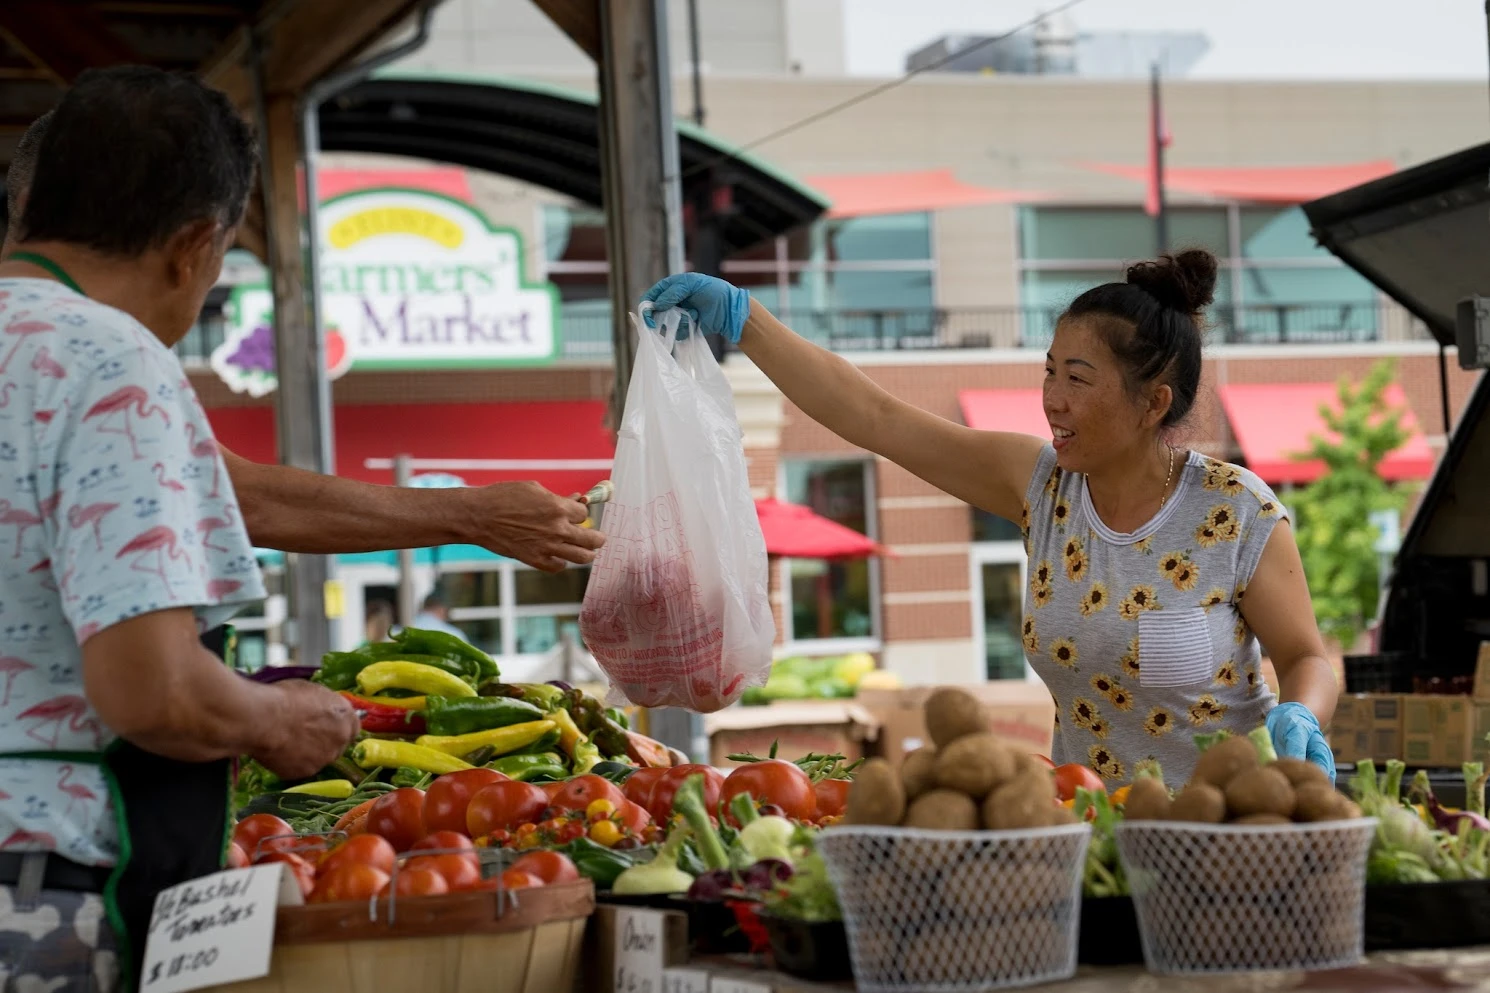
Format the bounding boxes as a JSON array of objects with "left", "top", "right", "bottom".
[
  {"left": 0, "top": 67, "right": 360, "bottom": 990},
  {"left": 643, "top": 252, "right": 1338, "bottom": 787}
]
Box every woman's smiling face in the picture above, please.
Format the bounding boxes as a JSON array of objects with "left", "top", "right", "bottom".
[{"left": 1043, "top": 318, "right": 1166, "bottom": 474}]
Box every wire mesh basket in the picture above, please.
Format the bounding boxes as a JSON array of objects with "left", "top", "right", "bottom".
[
  {"left": 816, "top": 824, "right": 1091, "bottom": 992},
  {"left": 1114, "top": 818, "right": 1377, "bottom": 974}
]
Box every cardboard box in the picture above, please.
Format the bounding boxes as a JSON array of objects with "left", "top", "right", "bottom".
[
  {"left": 1472, "top": 701, "right": 1490, "bottom": 766},
  {"left": 1330, "top": 693, "right": 1402, "bottom": 765},
  {"left": 1328, "top": 693, "right": 1369, "bottom": 765},
  {"left": 857, "top": 682, "right": 1056, "bottom": 765},
  {"left": 703, "top": 701, "right": 881, "bottom": 768},
  {"left": 1474, "top": 642, "right": 1490, "bottom": 701},
  {"left": 1402, "top": 694, "right": 1474, "bottom": 768}
]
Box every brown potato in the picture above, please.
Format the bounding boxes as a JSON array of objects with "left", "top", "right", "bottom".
[
  {"left": 844, "top": 758, "right": 906, "bottom": 826},
  {"left": 900, "top": 746, "right": 939, "bottom": 801},
  {"left": 1231, "top": 813, "right": 1291, "bottom": 825},
  {"left": 982, "top": 773, "right": 1057, "bottom": 830},
  {"left": 934, "top": 732, "right": 1017, "bottom": 799},
  {"left": 1168, "top": 782, "right": 1227, "bottom": 823},
  {"left": 1293, "top": 784, "right": 1360, "bottom": 823},
  {"left": 1191, "top": 735, "right": 1260, "bottom": 789},
  {"left": 924, "top": 687, "right": 986, "bottom": 748},
  {"left": 1121, "top": 776, "right": 1172, "bottom": 822},
  {"left": 1270, "top": 757, "right": 1332, "bottom": 791},
  {"left": 1224, "top": 767, "right": 1296, "bottom": 820},
  {"left": 1042, "top": 803, "right": 1077, "bottom": 826},
  {"left": 904, "top": 788, "right": 980, "bottom": 830}
]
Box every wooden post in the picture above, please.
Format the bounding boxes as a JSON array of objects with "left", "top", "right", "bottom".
[
  {"left": 253, "top": 81, "right": 336, "bottom": 663},
  {"left": 597, "top": 0, "right": 686, "bottom": 431}
]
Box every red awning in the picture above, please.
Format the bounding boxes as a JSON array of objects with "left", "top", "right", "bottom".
[
  {"left": 310, "top": 168, "right": 474, "bottom": 204},
  {"left": 1077, "top": 161, "right": 1397, "bottom": 204},
  {"left": 958, "top": 388, "right": 1050, "bottom": 438},
  {"left": 755, "top": 498, "right": 885, "bottom": 559},
  {"left": 803, "top": 169, "right": 1043, "bottom": 218},
  {"left": 1217, "top": 383, "right": 1436, "bottom": 485},
  {"left": 206, "top": 400, "right": 613, "bottom": 497}
]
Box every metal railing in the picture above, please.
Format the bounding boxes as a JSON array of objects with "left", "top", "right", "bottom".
[{"left": 175, "top": 300, "right": 1434, "bottom": 367}]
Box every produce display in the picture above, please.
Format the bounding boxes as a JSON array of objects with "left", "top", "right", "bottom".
[
  {"left": 739, "top": 653, "right": 898, "bottom": 704},
  {"left": 1349, "top": 758, "right": 1489, "bottom": 883}
]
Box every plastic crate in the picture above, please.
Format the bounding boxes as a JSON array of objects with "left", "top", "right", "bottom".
[{"left": 1342, "top": 652, "right": 1415, "bottom": 693}]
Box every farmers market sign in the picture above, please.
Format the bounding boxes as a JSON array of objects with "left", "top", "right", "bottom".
[{"left": 211, "top": 188, "right": 560, "bottom": 397}]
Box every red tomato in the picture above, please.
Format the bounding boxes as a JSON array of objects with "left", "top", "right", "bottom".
[
  {"left": 539, "top": 782, "right": 566, "bottom": 802},
  {"left": 226, "top": 842, "right": 248, "bottom": 870},
  {"left": 509, "top": 851, "right": 579, "bottom": 885},
  {"left": 311, "top": 863, "right": 390, "bottom": 904},
  {"left": 623, "top": 768, "right": 667, "bottom": 812},
  {"left": 1051, "top": 764, "right": 1105, "bottom": 803},
  {"left": 319, "top": 835, "right": 396, "bottom": 877},
  {"left": 499, "top": 869, "right": 544, "bottom": 891},
  {"left": 813, "top": 779, "right": 851, "bottom": 820},
  {"left": 649, "top": 765, "right": 724, "bottom": 822},
  {"left": 422, "top": 770, "right": 506, "bottom": 836},
  {"left": 556, "top": 821, "right": 586, "bottom": 844},
  {"left": 615, "top": 800, "right": 652, "bottom": 835},
  {"left": 547, "top": 775, "right": 626, "bottom": 813},
  {"left": 232, "top": 814, "right": 295, "bottom": 860},
  {"left": 365, "top": 788, "right": 428, "bottom": 852},
  {"left": 258, "top": 852, "right": 315, "bottom": 898},
  {"left": 407, "top": 852, "right": 481, "bottom": 891},
  {"left": 722, "top": 761, "right": 815, "bottom": 823},
  {"left": 253, "top": 834, "right": 325, "bottom": 862},
  {"left": 411, "top": 831, "right": 476, "bottom": 855},
  {"left": 466, "top": 781, "right": 549, "bottom": 836},
  {"left": 387, "top": 866, "right": 449, "bottom": 898}
]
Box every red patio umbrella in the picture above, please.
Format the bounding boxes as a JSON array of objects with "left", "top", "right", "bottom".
[{"left": 754, "top": 498, "right": 887, "bottom": 559}]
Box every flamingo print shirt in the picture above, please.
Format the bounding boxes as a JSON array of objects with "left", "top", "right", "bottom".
[{"left": 0, "top": 278, "right": 265, "bottom": 867}]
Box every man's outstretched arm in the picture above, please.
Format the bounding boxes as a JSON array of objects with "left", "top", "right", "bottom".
[{"left": 221, "top": 446, "right": 604, "bottom": 572}]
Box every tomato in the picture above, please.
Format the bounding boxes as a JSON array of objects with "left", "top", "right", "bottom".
[
  {"left": 1051, "top": 763, "right": 1105, "bottom": 802},
  {"left": 232, "top": 814, "right": 295, "bottom": 860},
  {"left": 547, "top": 775, "right": 626, "bottom": 813},
  {"left": 407, "top": 852, "right": 481, "bottom": 891},
  {"left": 422, "top": 769, "right": 507, "bottom": 836},
  {"left": 311, "top": 863, "right": 391, "bottom": 904},
  {"left": 365, "top": 788, "right": 428, "bottom": 852},
  {"left": 649, "top": 765, "right": 724, "bottom": 822},
  {"left": 509, "top": 851, "right": 580, "bottom": 885},
  {"left": 721, "top": 761, "right": 815, "bottom": 823},
  {"left": 813, "top": 779, "right": 851, "bottom": 820},
  {"left": 539, "top": 782, "right": 566, "bottom": 802},
  {"left": 319, "top": 835, "right": 396, "bottom": 877},
  {"left": 253, "top": 833, "right": 326, "bottom": 862},
  {"left": 466, "top": 781, "right": 549, "bottom": 837},
  {"left": 226, "top": 842, "right": 248, "bottom": 870},
  {"left": 615, "top": 800, "right": 652, "bottom": 835},
  {"left": 499, "top": 869, "right": 544, "bottom": 891},
  {"left": 556, "top": 821, "right": 586, "bottom": 844},
  {"left": 622, "top": 767, "right": 666, "bottom": 812},
  {"left": 387, "top": 866, "right": 448, "bottom": 898},
  {"left": 411, "top": 831, "right": 476, "bottom": 855},
  {"left": 257, "top": 852, "right": 315, "bottom": 898}
]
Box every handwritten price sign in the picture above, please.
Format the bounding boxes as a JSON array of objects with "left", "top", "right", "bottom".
[
  {"left": 613, "top": 908, "right": 671, "bottom": 993},
  {"left": 139, "top": 864, "right": 283, "bottom": 993}
]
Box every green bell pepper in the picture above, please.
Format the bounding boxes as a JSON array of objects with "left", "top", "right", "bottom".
[
  {"left": 488, "top": 753, "right": 568, "bottom": 782},
  {"left": 424, "top": 696, "right": 545, "bottom": 737},
  {"left": 392, "top": 628, "right": 499, "bottom": 683}
]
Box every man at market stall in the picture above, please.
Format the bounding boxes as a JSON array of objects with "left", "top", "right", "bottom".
[
  {"left": 641, "top": 253, "right": 1339, "bottom": 787},
  {"left": 2, "top": 111, "right": 604, "bottom": 575},
  {"left": 0, "top": 67, "right": 362, "bottom": 991}
]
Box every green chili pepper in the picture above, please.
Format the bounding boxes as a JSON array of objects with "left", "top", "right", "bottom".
[
  {"left": 572, "top": 691, "right": 630, "bottom": 758},
  {"left": 560, "top": 836, "right": 652, "bottom": 888},
  {"left": 424, "top": 696, "right": 545, "bottom": 737},
  {"left": 591, "top": 761, "right": 637, "bottom": 785},
  {"left": 605, "top": 707, "right": 630, "bottom": 731},
  {"left": 488, "top": 753, "right": 568, "bottom": 781},
  {"left": 392, "top": 628, "right": 499, "bottom": 683},
  {"left": 511, "top": 683, "right": 568, "bottom": 712}
]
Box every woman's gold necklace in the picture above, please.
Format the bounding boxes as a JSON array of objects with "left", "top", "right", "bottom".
[{"left": 1158, "top": 445, "right": 1177, "bottom": 509}]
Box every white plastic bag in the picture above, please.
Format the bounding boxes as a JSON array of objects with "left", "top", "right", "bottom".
[{"left": 579, "top": 304, "right": 775, "bottom": 713}]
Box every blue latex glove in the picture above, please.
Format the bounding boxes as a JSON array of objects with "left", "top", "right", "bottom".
[
  {"left": 1266, "top": 702, "right": 1335, "bottom": 784},
  {"left": 642, "top": 274, "right": 751, "bottom": 343}
]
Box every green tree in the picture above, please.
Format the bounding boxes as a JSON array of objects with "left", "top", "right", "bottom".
[{"left": 1288, "top": 360, "right": 1410, "bottom": 648}]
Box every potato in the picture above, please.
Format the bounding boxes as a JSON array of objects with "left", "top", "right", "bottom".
[
  {"left": 904, "top": 788, "right": 980, "bottom": 831},
  {"left": 1270, "top": 757, "right": 1331, "bottom": 791},
  {"left": 1122, "top": 776, "right": 1172, "bottom": 821},
  {"left": 1191, "top": 735, "right": 1260, "bottom": 789},
  {"left": 924, "top": 687, "right": 986, "bottom": 748},
  {"left": 1042, "top": 803, "right": 1077, "bottom": 826},
  {"left": 982, "top": 772, "right": 1056, "bottom": 830},
  {"left": 1293, "top": 784, "right": 1359, "bottom": 823},
  {"left": 844, "top": 758, "right": 906, "bottom": 826},
  {"left": 1224, "top": 767, "right": 1296, "bottom": 820},
  {"left": 1168, "top": 782, "right": 1227, "bottom": 823},
  {"left": 1231, "top": 813, "right": 1290, "bottom": 825},
  {"left": 934, "top": 732, "right": 1016, "bottom": 799},
  {"left": 901, "top": 746, "right": 939, "bottom": 801}
]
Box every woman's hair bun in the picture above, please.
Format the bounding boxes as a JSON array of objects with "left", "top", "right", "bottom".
[{"left": 1125, "top": 249, "right": 1218, "bottom": 314}]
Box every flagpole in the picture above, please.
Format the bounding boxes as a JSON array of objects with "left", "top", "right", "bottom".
[{"left": 1151, "top": 61, "right": 1169, "bottom": 254}]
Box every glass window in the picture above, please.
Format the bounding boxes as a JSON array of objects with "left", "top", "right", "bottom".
[
  {"left": 1021, "top": 267, "right": 1234, "bottom": 346},
  {"left": 826, "top": 213, "right": 932, "bottom": 262},
  {"left": 1232, "top": 267, "right": 1378, "bottom": 341},
  {"left": 783, "top": 460, "right": 877, "bottom": 642},
  {"left": 442, "top": 570, "right": 502, "bottom": 609},
  {"left": 980, "top": 561, "right": 1025, "bottom": 680},
  {"left": 514, "top": 615, "right": 583, "bottom": 655},
  {"left": 1238, "top": 207, "right": 1330, "bottom": 261},
  {"left": 514, "top": 567, "right": 589, "bottom": 606},
  {"left": 1020, "top": 207, "right": 1227, "bottom": 260},
  {"left": 973, "top": 509, "right": 1023, "bottom": 543},
  {"left": 453, "top": 617, "right": 503, "bottom": 657}
]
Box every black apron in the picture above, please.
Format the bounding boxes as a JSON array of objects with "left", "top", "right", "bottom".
[{"left": 6, "top": 253, "right": 242, "bottom": 992}]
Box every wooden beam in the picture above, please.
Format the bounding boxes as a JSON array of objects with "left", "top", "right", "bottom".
[
  {"left": 530, "top": 0, "right": 600, "bottom": 62},
  {"left": 0, "top": 0, "right": 136, "bottom": 84}
]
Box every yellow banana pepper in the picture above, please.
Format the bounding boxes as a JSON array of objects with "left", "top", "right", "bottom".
[
  {"left": 414, "top": 719, "right": 558, "bottom": 758},
  {"left": 284, "top": 780, "right": 355, "bottom": 799},
  {"left": 351, "top": 739, "right": 473, "bottom": 775},
  {"left": 356, "top": 661, "right": 476, "bottom": 699},
  {"left": 364, "top": 694, "right": 428, "bottom": 711}
]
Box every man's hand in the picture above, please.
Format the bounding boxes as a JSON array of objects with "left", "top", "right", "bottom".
[
  {"left": 466, "top": 481, "right": 605, "bottom": 572},
  {"left": 252, "top": 681, "right": 361, "bottom": 780}
]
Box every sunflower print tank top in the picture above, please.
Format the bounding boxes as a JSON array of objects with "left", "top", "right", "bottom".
[{"left": 1020, "top": 446, "right": 1285, "bottom": 786}]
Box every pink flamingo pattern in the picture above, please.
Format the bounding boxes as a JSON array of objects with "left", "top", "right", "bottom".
[{"left": 0, "top": 278, "right": 265, "bottom": 866}]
